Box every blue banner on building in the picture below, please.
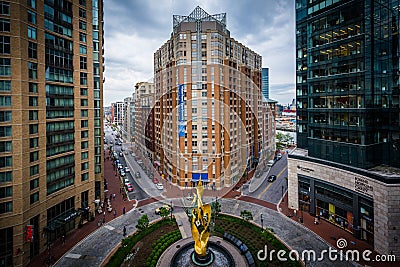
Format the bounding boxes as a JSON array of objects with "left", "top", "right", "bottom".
[{"left": 178, "top": 84, "right": 185, "bottom": 137}]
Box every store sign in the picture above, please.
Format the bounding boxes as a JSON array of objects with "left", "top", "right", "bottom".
[
  {"left": 354, "top": 177, "right": 373, "bottom": 197},
  {"left": 297, "top": 165, "right": 314, "bottom": 173}
]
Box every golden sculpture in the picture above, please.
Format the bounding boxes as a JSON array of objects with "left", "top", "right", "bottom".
[{"left": 191, "top": 180, "right": 211, "bottom": 256}]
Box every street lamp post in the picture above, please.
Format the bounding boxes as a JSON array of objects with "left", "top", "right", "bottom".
[
  {"left": 170, "top": 201, "right": 173, "bottom": 220},
  {"left": 281, "top": 185, "right": 284, "bottom": 202},
  {"left": 261, "top": 214, "right": 264, "bottom": 231}
]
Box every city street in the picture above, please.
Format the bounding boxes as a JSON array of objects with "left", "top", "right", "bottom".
[
  {"left": 104, "top": 126, "right": 149, "bottom": 201},
  {"left": 247, "top": 153, "right": 288, "bottom": 204}
]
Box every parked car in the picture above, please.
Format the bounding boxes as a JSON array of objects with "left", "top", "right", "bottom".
[
  {"left": 155, "top": 204, "right": 172, "bottom": 215},
  {"left": 126, "top": 184, "right": 134, "bottom": 192},
  {"left": 119, "top": 152, "right": 123, "bottom": 157},
  {"left": 276, "top": 153, "right": 283, "bottom": 160},
  {"left": 137, "top": 160, "right": 143, "bottom": 164},
  {"left": 156, "top": 183, "right": 164, "bottom": 190},
  {"left": 267, "top": 160, "right": 275, "bottom": 167},
  {"left": 152, "top": 178, "right": 159, "bottom": 184},
  {"left": 124, "top": 167, "right": 130, "bottom": 172},
  {"left": 124, "top": 178, "right": 130, "bottom": 186},
  {"left": 120, "top": 170, "right": 126, "bottom": 177},
  {"left": 109, "top": 140, "right": 113, "bottom": 144},
  {"left": 268, "top": 175, "right": 277, "bottom": 182}
]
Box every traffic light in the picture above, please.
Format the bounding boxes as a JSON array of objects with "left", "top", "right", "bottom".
[{"left": 26, "top": 225, "right": 33, "bottom": 243}]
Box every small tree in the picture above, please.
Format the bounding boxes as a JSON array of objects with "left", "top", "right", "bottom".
[
  {"left": 240, "top": 210, "right": 253, "bottom": 221},
  {"left": 211, "top": 201, "right": 221, "bottom": 217},
  {"left": 136, "top": 214, "right": 149, "bottom": 231},
  {"left": 159, "top": 207, "right": 170, "bottom": 220}
]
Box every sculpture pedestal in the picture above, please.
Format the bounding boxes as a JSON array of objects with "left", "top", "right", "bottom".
[{"left": 191, "top": 249, "right": 214, "bottom": 266}]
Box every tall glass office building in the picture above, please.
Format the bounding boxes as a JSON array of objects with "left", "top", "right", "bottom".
[
  {"left": 290, "top": 0, "right": 400, "bottom": 257},
  {"left": 262, "top": 67, "right": 269, "bottom": 100}
]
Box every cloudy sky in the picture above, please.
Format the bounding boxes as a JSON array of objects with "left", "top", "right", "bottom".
[{"left": 103, "top": 0, "right": 295, "bottom": 106}]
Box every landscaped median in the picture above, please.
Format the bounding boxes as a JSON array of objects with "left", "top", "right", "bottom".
[
  {"left": 104, "top": 217, "right": 180, "bottom": 267},
  {"left": 214, "top": 213, "right": 302, "bottom": 267},
  {"left": 104, "top": 212, "right": 301, "bottom": 267}
]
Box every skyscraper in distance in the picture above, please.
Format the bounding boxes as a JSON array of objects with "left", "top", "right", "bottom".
[
  {"left": 290, "top": 0, "right": 400, "bottom": 257},
  {"left": 262, "top": 67, "right": 269, "bottom": 100},
  {"left": 0, "top": 1, "right": 104, "bottom": 265}
]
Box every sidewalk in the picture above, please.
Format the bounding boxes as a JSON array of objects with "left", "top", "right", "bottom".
[{"left": 27, "top": 148, "right": 135, "bottom": 267}]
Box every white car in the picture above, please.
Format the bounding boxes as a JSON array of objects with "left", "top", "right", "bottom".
[
  {"left": 156, "top": 183, "right": 164, "bottom": 190},
  {"left": 124, "top": 167, "right": 130, "bottom": 172},
  {"left": 124, "top": 178, "right": 130, "bottom": 186}
]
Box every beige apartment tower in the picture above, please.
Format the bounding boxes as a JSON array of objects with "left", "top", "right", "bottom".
[
  {"left": 0, "top": 0, "right": 104, "bottom": 266},
  {"left": 154, "top": 7, "right": 273, "bottom": 189}
]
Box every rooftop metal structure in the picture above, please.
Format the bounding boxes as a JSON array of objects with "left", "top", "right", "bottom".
[{"left": 173, "top": 6, "right": 226, "bottom": 33}]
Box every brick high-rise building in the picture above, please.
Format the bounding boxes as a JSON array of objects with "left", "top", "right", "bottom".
[
  {"left": 0, "top": 0, "right": 104, "bottom": 265},
  {"left": 154, "top": 6, "right": 274, "bottom": 189}
]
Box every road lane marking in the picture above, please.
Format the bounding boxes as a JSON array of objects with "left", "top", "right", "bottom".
[{"left": 257, "top": 165, "right": 288, "bottom": 199}]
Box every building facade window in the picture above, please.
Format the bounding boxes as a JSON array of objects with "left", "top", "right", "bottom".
[
  {"left": 0, "top": 111, "right": 11, "bottom": 121},
  {"left": 29, "top": 137, "right": 38, "bottom": 148},
  {"left": 79, "top": 20, "right": 86, "bottom": 30},
  {"left": 29, "top": 124, "right": 38, "bottom": 134},
  {"left": 30, "top": 151, "right": 38, "bottom": 162},
  {"left": 81, "top": 120, "right": 88, "bottom": 128},
  {"left": 30, "top": 178, "right": 39, "bottom": 190},
  {"left": 80, "top": 56, "right": 87, "bottom": 69},
  {"left": 0, "top": 186, "right": 12, "bottom": 199},
  {"left": 0, "top": 2, "right": 10, "bottom": 15},
  {"left": 0, "top": 58, "right": 11, "bottom": 76},
  {"left": 27, "top": 26, "right": 36, "bottom": 39},
  {"left": 27, "top": 0, "right": 36, "bottom": 9},
  {"left": 29, "top": 110, "right": 38, "bottom": 120},
  {"left": 29, "top": 83, "right": 38, "bottom": 93},
  {"left": 0, "top": 141, "right": 11, "bottom": 152},
  {"left": 81, "top": 162, "right": 88, "bottom": 171},
  {"left": 0, "top": 171, "right": 11, "bottom": 182},
  {"left": 28, "top": 10, "right": 36, "bottom": 24},
  {"left": 28, "top": 42, "right": 37, "bottom": 58},
  {"left": 81, "top": 172, "right": 88, "bottom": 181},
  {"left": 0, "top": 35, "right": 10, "bottom": 54},
  {"left": 0, "top": 18, "right": 10, "bottom": 32},
  {"left": 0, "top": 126, "right": 11, "bottom": 137},
  {"left": 29, "top": 96, "right": 38, "bottom": 106},
  {"left": 28, "top": 62, "right": 37, "bottom": 79},
  {"left": 0, "top": 156, "right": 12, "bottom": 168},
  {"left": 80, "top": 72, "right": 87, "bottom": 85},
  {"left": 79, "top": 8, "right": 86, "bottom": 18},
  {"left": 0, "top": 96, "right": 11, "bottom": 106},
  {"left": 79, "top": 33, "right": 86, "bottom": 43},
  {"left": 30, "top": 192, "right": 39, "bottom": 204},
  {"left": 0, "top": 201, "right": 12, "bottom": 213},
  {"left": 0, "top": 80, "right": 10, "bottom": 91}
]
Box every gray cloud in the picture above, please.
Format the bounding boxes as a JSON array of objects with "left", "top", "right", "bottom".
[{"left": 103, "top": 0, "right": 295, "bottom": 106}]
